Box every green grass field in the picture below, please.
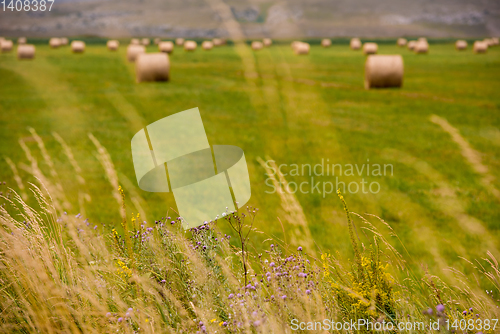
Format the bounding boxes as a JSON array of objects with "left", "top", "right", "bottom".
[{"left": 1, "top": 40, "right": 499, "bottom": 283}]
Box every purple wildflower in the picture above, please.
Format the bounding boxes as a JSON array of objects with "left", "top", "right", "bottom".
[
  {"left": 436, "top": 304, "right": 444, "bottom": 312},
  {"left": 118, "top": 317, "right": 123, "bottom": 322},
  {"left": 228, "top": 293, "right": 234, "bottom": 299}
]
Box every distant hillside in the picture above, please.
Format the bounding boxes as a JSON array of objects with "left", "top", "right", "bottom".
[{"left": 0, "top": 0, "right": 499, "bottom": 38}]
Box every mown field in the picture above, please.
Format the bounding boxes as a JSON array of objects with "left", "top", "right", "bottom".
[{"left": 0, "top": 39, "right": 499, "bottom": 286}]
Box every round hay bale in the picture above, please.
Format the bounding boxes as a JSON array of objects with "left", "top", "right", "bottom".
[
  {"left": 18, "top": 37, "right": 27, "bottom": 45},
  {"left": 455, "top": 40, "right": 467, "bottom": 50},
  {"left": 154, "top": 38, "right": 161, "bottom": 45},
  {"left": 407, "top": 40, "right": 416, "bottom": 50},
  {"left": 131, "top": 38, "right": 140, "bottom": 45},
  {"left": 107, "top": 40, "right": 119, "bottom": 51},
  {"left": 17, "top": 44, "right": 35, "bottom": 59},
  {"left": 294, "top": 42, "right": 310, "bottom": 55},
  {"left": 202, "top": 41, "right": 214, "bottom": 50},
  {"left": 60, "top": 37, "right": 69, "bottom": 46},
  {"left": 158, "top": 41, "right": 174, "bottom": 54},
  {"left": 491, "top": 37, "right": 499, "bottom": 46},
  {"left": 1, "top": 40, "right": 13, "bottom": 52},
  {"left": 251, "top": 41, "right": 263, "bottom": 51},
  {"left": 321, "top": 38, "right": 332, "bottom": 47},
  {"left": 176, "top": 38, "right": 185, "bottom": 46},
  {"left": 483, "top": 38, "right": 497, "bottom": 47},
  {"left": 418, "top": 37, "right": 427, "bottom": 42},
  {"left": 184, "top": 40, "right": 197, "bottom": 51},
  {"left": 127, "top": 44, "right": 146, "bottom": 62},
  {"left": 141, "top": 38, "right": 150, "bottom": 46},
  {"left": 263, "top": 38, "right": 272, "bottom": 47},
  {"left": 291, "top": 41, "right": 301, "bottom": 50},
  {"left": 135, "top": 53, "right": 170, "bottom": 83},
  {"left": 71, "top": 41, "right": 85, "bottom": 53},
  {"left": 364, "top": 55, "right": 403, "bottom": 89},
  {"left": 213, "top": 38, "right": 223, "bottom": 46},
  {"left": 397, "top": 38, "right": 407, "bottom": 47},
  {"left": 49, "top": 38, "right": 61, "bottom": 48},
  {"left": 473, "top": 41, "right": 488, "bottom": 53},
  {"left": 350, "top": 38, "right": 361, "bottom": 50},
  {"left": 363, "top": 42, "right": 378, "bottom": 55},
  {"left": 414, "top": 40, "right": 428, "bottom": 54}
]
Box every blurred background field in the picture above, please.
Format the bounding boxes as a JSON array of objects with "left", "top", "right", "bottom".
[{"left": 0, "top": 39, "right": 499, "bottom": 283}]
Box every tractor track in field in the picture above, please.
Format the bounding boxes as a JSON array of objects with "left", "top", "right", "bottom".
[{"left": 430, "top": 114, "right": 500, "bottom": 202}]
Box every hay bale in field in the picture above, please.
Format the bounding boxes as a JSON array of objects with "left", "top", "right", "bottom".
[
  {"left": 455, "top": 40, "right": 467, "bottom": 50},
  {"left": 141, "top": 38, "right": 150, "bottom": 46},
  {"left": 158, "top": 41, "right": 174, "bottom": 54},
  {"left": 350, "top": 38, "right": 361, "bottom": 50},
  {"left": 321, "top": 39, "right": 332, "bottom": 47},
  {"left": 363, "top": 42, "right": 378, "bottom": 55},
  {"left": 418, "top": 37, "right": 427, "bottom": 42},
  {"left": 397, "top": 38, "right": 407, "bottom": 47},
  {"left": 184, "top": 40, "right": 197, "bottom": 51},
  {"left": 18, "top": 37, "right": 27, "bottom": 45},
  {"left": 484, "top": 38, "right": 498, "bottom": 47},
  {"left": 251, "top": 41, "right": 263, "bottom": 50},
  {"left": 407, "top": 40, "right": 416, "bottom": 50},
  {"left": 154, "top": 38, "right": 161, "bottom": 45},
  {"left": 473, "top": 41, "right": 488, "bottom": 53},
  {"left": 414, "top": 40, "right": 429, "bottom": 54},
  {"left": 365, "top": 55, "right": 403, "bottom": 89},
  {"left": 60, "top": 37, "right": 68, "bottom": 46},
  {"left": 482, "top": 38, "right": 492, "bottom": 46},
  {"left": 263, "top": 38, "right": 272, "bottom": 47},
  {"left": 49, "top": 38, "right": 61, "bottom": 48},
  {"left": 202, "top": 41, "right": 213, "bottom": 50},
  {"left": 213, "top": 38, "right": 223, "bottom": 46},
  {"left": 17, "top": 44, "right": 35, "bottom": 59},
  {"left": 131, "top": 38, "right": 140, "bottom": 45},
  {"left": 107, "top": 40, "right": 119, "bottom": 51},
  {"left": 176, "top": 38, "right": 185, "bottom": 46},
  {"left": 71, "top": 41, "right": 85, "bottom": 53},
  {"left": 127, "top": 44, "right": 146, "bottom": 62},
  {"left": 291, "top": 41, "right": 301, "bottom": 50},
  {"left": 491, "top": 37, "right": 499, "bottom": 45},
  {"left": 135, "top": 53, "right": 170, "bottom": 83},
  {"left": 1, "top": 40, "right": 13, "bottom": 52},
  {"left": 294, "top": 42, "right": 310, "bottom": 55}
]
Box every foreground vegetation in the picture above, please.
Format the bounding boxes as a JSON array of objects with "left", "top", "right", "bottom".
[{"left": 0, "top": 135, "right": 499, "bottom": 333}]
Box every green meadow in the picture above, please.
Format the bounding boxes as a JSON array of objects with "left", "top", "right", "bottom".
[{"left": 1, "top": 40, "right": 499, "bottom": 285}]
